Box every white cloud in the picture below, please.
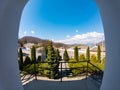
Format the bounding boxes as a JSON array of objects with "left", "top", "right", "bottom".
[
  {"left": 51, "top": 39, "right": 54, "bottom": 41},
  {"left": 76, "top": 30, "right": 79, "bottom": 33},
  {"left": 55, "top": 32, "right": 104, "bottom": 44},
  {"left": 31, "top": 30, "right": 35, "bottom": 34},
  {"left": 23, "top": 31, "right": 27, "bottom": 35},
  {"left": 66, "top": 35, "right": 70, "bottom": 38}
]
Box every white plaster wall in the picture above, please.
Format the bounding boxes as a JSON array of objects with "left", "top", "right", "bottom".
[
  {"left": 0, "top": 0, "right": 28, "bottom": 90},
  {"left": 95, "top": 0, "right": 120, "bottom": 90}
]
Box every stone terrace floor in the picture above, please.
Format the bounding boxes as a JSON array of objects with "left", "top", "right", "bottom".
[{"left": 23, "top": 77, "right": 99, "bottom": 90}]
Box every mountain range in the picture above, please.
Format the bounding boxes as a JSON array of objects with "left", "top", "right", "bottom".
[
  {"left": 18, "top": 36, "right": 105, "bottom": 50},
  {"left": 18, "top": 36, "right": 71, "bottom": 48}
]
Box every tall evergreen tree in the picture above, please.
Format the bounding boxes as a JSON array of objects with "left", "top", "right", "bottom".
[
  {"left": 18, "top": 48, "right": 24, "bottom": 70},
  {"left": 86, "top": 47, "right": 90, "bottom": 61},
  {"left": 31, "top": 46, "right": 36, "bottom": 63},
  {"left": 97, "top": 45, "right": 101, "bottom": 63},
  {"left": 74, "top": 46, "right": 79, "bottom": 61},
  {"left": 31, "top": 46, "right": 37, "bottom": 77},
  {"left": 44, "top": 46, "right": 48, "bottom": 58},
  {"left": 63, "top": 49, "right": 69, "bottom": 61},
  {"left": 46, "top": 41, "right": 59, "bottom": 79},
  {"left": 56, "top": 49, "right": 61, "bottom": 61}
]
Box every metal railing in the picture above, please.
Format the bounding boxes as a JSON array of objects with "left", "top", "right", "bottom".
[
  {"left": 87, "top": 62, "right": 103, "bottom": 84},
  {"left": 20, "top": 60, "right": 103, "bottom": 85},
  {"left": 20, "top": 64, "right": 37, "bottom": 84}
]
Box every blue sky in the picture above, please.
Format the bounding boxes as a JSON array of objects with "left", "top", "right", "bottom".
[{"left": 19, "top": 0, "right": 104, "bottom": 44}]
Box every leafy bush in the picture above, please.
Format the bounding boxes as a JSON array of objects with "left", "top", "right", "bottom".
[
  {"left": 101, "top": 57, "right": 106, "bottom": 65},
  {"left": 68, "top": 59, "right": 87, "bottom": 76},
  {"left": 90, "top": 54, "right": 97, "bottom": 63},
  {"left": 24, "top": 56, "right": 31, "bottom": 66},
  {"left": 37, "top": 55, "right": 41, "bottom": 63},
  {"left": 68, "top": 58, "right": 105, "bottom": 76},
  {"left": 23, "top": 64, "right": 35, "bottom": 74},
  {"left": 37, "top": 63, "right": 51, "bottom": 77},
  {"left": 79, "top": 54, "right": 85, "bottom": 61}
]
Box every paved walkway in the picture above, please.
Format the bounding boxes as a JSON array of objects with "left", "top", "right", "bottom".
[{"left": 23, "top": 77, "right": 99, "bottom": 90}]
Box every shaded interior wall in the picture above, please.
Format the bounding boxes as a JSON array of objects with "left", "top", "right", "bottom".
[
  {"left": 0, "top": 0, "right": 28, "bottom": 90},
  {"left": 95, "top": 0, "right": 120, "bottom": 90}
]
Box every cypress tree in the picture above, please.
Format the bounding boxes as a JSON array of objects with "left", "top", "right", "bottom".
[
  {"left": 56, "top": 49, "right": 61, "bottom": 61},
  {"left": 74, "top": 46, "right": 79, "bottom": 61},
  {"left": 97, "top": 45, "right": 101, "bottom": 63},
  {"left": 31, "top": 46, "right": 37, "bottom": 77},
  {"left": 63, "top": 49, "right": 69, "bottom": 61},
  {"left": 44, "top": 46, "right": 48, "bottom": 58},
  {"left": 31, "top": 46, "right": 36, "bottom": 63},
  {"left": 46, "top": 41, "right": 59, "bottom": 79},
  {"left": 86, "top": 47, "right": 90, "bottom": 61},
  {"left": 18, "top": 48, "right": 24, "bottom": 70}
]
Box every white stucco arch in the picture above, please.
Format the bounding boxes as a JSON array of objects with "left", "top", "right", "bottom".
[
  {"left": 0, "top": 0, "right": 28, "bottom": 90},
  {"left": 96, "top": 1, "right": 120, "bottom": 90},
  {"left": 0, "top": 0, "right": 120, "bottom": 90}
]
